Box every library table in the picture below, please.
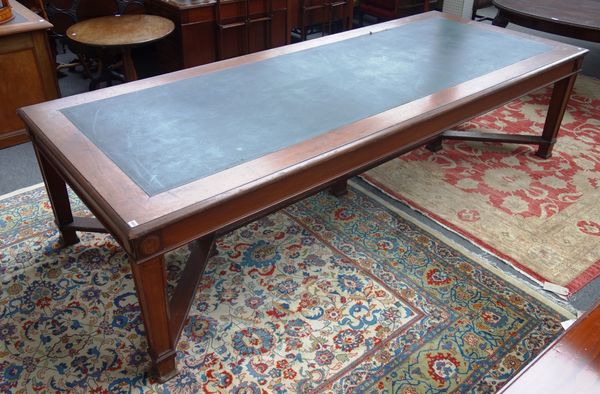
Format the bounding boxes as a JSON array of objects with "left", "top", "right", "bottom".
[{"left": 18, "top": 12, "right": 587, "bottom": 382}]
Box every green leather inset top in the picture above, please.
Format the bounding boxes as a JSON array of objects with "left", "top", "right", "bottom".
[{"left": 62, "top": 17, "right": 551, "bottom": 196}]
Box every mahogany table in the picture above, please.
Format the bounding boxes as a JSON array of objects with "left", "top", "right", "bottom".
[
  {"left": 492, "top": 0, "right": 600, "bottom": 43},
  {"left": 18, "top": 12, "right": 587, "bottom": 382},
  {"left": 500, "top": 301, "right": 600, "bottom": 393},
  {"left": 66, "top": 14, "right": 174, "bottom": 88}
]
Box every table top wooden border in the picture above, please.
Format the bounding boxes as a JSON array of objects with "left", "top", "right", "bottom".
[{"left": 19, "top": 11, "right": 587, "bottom": 242}]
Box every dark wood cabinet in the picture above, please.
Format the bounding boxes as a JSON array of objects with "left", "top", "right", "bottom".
[{"left": 146, "top": 0, "right": 290, "bottom": 72}]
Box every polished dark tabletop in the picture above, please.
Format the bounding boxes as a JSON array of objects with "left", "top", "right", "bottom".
[{"left": 493, "top": 0, "right": 600, "bottom": 41}]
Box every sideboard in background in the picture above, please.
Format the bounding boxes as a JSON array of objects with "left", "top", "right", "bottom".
[
  {"left": 146, "top": 0, "right": 290, "bottom": 72},
  {"left": 0, "top": 1, "right": 59, "bottom": 149}
]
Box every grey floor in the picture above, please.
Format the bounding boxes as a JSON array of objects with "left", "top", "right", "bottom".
[{"left": 1, "top": 7, "right": 599, "bottom": 312}]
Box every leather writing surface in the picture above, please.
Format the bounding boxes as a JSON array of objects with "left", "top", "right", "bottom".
[{"left": 61, "top": 17, "right": 551, "bottom": 196}]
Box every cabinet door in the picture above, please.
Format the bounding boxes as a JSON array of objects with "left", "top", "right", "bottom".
[{"left": 0, "top": 31, "right": 59, "bottom": 148}]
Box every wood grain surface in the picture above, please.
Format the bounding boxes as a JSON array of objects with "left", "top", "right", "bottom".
[{"left": 500, "top": 301, "right": 600, "bottom": 393}]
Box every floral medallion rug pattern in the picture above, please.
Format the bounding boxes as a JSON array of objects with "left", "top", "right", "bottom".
[
  {"left": 0, "top": 186, "right": 566, "bottom": 392},
  {"left": 363, "top": 75, "right": 600, "bottom": 295}
]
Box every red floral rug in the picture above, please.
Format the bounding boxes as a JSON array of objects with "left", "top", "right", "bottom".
[{"left": 363, "top": 75, "right": 600, "bottom": 295}]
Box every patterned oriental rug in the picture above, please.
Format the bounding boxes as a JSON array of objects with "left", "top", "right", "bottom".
[
  {"left": 0, "top": 185, "right": 569, "bottom": 393},
  {"left": 363, "top": 75, "right": 600, "bottom": 296}
]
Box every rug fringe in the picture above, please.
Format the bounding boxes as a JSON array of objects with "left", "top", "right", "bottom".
[{"left": 351, "top": 180, "right": 577, "bottom": 319}]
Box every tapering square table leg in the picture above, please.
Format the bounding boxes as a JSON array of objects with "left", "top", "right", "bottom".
[
  {"left": 536, "top": 73, "right": 579, "bottom": 158},
  {"left": 129, "top": 234, "right": 216, "bottom": 382},
  {"left": 330, "top": 179, "right": 349, "bottom": 196},
  {"left": 33, "top": 146, "right": 80, "bottom": 246},
  {"left": 129, "top": 254, "right": 177, "bottom": 382}
]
